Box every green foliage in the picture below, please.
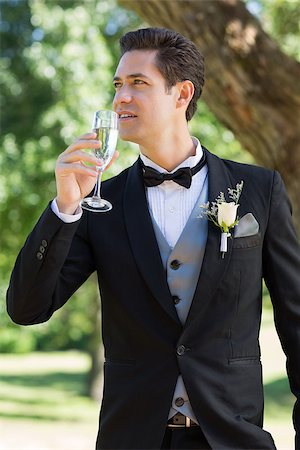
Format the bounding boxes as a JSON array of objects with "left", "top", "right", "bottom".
[
  {"left": 264, "top": 0, "right": 300, "bottom": 59},
  {"left": 1, "top": 0, "right": 297, "bottom": 354},
  {"left": 0, "top": 326, "right": 36, "bottom": 353},
  {"left": 0, "top": 0, "right": 139, "bottom": 353},
  {"left": 247, "top": 0, "right": 300, "bottom": 59}
]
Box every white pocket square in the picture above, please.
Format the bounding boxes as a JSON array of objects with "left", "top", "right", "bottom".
[{"left": 234, "top": 213, "right": 259, "bottom": 238}]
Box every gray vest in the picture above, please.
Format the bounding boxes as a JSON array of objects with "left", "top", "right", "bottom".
[{"left": 149, "top": 179, "right": 208, "bottom": 421}]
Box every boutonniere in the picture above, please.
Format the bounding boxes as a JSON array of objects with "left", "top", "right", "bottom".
[{"left": 200, "top": 181, "right": 244, "bottom": 258}]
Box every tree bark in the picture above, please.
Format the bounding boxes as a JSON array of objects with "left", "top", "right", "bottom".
[{"left": 118, "top": 0, "right": 300, "bottom": 234}]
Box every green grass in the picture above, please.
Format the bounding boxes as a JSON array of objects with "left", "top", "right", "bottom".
[
  {"left": 0, "top": 311, "right": 296, "bottom": 449},
  {"left": 260, "top": 308, "right": 294, "bottom": 449},
  {"left": 0, "top": 351, "right": 99, "bottom": 449}
]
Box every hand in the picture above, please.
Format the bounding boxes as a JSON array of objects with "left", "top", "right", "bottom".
[{"left": 55, "top": 132, "right": 119, "bottom": 214}]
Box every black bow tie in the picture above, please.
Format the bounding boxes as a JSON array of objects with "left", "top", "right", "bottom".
[{"left": 141, "top": 153, "right": 206, "bottom": 189}]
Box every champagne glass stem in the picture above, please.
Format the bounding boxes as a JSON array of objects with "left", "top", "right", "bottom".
[{"left": 93, "top": 169, "right": 103, "bottom": 199}]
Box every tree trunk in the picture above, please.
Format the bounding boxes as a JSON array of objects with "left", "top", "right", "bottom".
[{"left": 119, "top": 0, "right": 300, "bottom": 234}]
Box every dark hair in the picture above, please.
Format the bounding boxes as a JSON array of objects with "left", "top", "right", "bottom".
[{"left": 119, "top": 27, "right": 205, "bottom": 121}]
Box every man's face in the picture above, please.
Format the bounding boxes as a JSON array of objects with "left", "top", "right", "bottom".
[{"left": 113, "top": 50, "right": 179, "bottom": 146}]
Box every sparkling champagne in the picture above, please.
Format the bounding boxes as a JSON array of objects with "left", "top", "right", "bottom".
[{"left": 93, "top": 127, "right": 119, "bottom": 170}]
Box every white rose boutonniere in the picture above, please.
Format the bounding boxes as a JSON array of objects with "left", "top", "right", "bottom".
[{"left": 200, "top": 181, "right": 244, "bottom": 257}]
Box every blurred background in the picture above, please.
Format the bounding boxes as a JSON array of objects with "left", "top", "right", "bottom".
[{"left": 0, "top": 0, "right": 299, "bottom": 448}]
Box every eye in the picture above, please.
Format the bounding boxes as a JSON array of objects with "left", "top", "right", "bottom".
[
  {"left": 113, "top": 81, "right": 122, "bottom": 89},
  {"left": 133, "top": 79, "right": 145, "bottom": 85}
]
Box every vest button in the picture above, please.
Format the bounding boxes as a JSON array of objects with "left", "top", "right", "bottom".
[
  {"left": 177, "top": 345, "right": 186, "bottom": 356},
  {"left": 175, "top": 397, "right": 185, "bottom": 407},
  {"left": 172, "top": 295, "right": 181, "bottom": 305},
  {"left": 170, "top": 259, "right": 180, "bottom": 270}
]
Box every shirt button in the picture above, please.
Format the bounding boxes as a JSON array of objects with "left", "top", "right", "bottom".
[
  {"left": 36, "top": 252, "right": 43, "bottom": 260},
  {"left": 172, "top": 295, "right": 181, "bottom": 305},
  {"left": 170, "top": 260, "right": 180, "bottom": 270},
  {"left": 175, "top": 397, "right": 185, "bottom": 407},
  {"left": 169, "top": 207, "right": 175, "bottom": 213},
  {"left": 41, "top": 240, "right": 48, "bottom": 247},
  {"left": 177, "top": 345, "right": 186, "bottom": 356}
]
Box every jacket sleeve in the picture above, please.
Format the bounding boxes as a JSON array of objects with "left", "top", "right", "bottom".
[
  {"left": 6, "top": 204, "right": 95, "bottom": 325},
  {"left": 262, "top": 171, "right": 300, "bottom": 449}
]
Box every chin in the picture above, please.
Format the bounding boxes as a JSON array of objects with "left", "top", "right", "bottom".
[{"left": 119, "top": 130, "right": 142, "bottom": 145}]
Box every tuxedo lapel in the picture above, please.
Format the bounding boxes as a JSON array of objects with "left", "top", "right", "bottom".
[
  {"left": 123, "top": 159, "right": 181, "bottom": 326},
  {"left": 184, "top": 148, "right": 236, "bottom": 327}
]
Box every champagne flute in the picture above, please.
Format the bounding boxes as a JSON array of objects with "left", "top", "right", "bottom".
[{"left": 81, "top": 110, "right": 118, "bottom": 212}]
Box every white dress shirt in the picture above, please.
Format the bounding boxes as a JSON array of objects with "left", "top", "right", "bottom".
[{"left": 140, "top": 138, "right": 205, "bottom": 249}]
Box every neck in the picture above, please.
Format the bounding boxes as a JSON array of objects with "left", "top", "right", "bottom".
[{"left": 139, "top": 128, "right": 196, "bottom": 172}]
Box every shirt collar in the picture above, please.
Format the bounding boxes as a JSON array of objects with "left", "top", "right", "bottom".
[{"left": 140, "top": 137, "right": 203, "bottom": 174}]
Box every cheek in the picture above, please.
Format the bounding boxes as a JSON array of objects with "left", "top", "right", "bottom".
[
  {"left": 112, "top": 94, "right": 118, "bottom": 111},
  {"left": 151, "top": 95, "right": 175, "bottom": 117}
]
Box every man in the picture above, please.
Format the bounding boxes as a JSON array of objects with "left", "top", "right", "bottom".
[{"left": 7, "top": 28, "right": 300, "bottom": 450}]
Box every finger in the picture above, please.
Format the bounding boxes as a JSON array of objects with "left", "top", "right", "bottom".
[
  {"left": 64, "top": 138, "right": 101, "bottom": 154},
  {"left": 66, "top": 132, "right": 98, "bottom": 151},
  {"left": 105, "top": 150, "right": 120, "bottom": 170},
  {"left": 77, "top": 132, "right": 97, "bottom": 140},
  {"left": 58, "top": 150, "right": 102, "bottom": 166},
  {"left": 57, "top": 162, "right": 99, "bottom": 177}
]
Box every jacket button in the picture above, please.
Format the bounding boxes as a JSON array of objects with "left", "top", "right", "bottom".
[
  {"left": 172, "top": 295, "right": 181, "bottom": 305},
  {"left": 177, "top": 345, "right": 186, "bottom": 356},
  {"left": 41, "top": 240, "right": 48, "bottom": 247},
  {"left": 36, "top": 252, "right": 43, "bottom": 260},
  {"left": 39, "top": 246, "right": 45, "bottom": 253},
  {"left": 170, "top": 259, "right": 180, "bottom": 270},
  {"left": 175, "top": 397, "right": 185, "bottom": 407}
]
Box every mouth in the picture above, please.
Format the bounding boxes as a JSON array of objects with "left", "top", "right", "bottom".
[{"left": 118, "top": 112, "right": 138, "bottom": 122}]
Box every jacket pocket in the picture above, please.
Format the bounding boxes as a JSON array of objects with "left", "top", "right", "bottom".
[
  {"left": 228, "top": 356, "right": 261, "bottom": 365},
  {"left": 232, "top": 233, "right": 261, "bottom": 249},
  {"left": 104, "top": 357, "right": 136, "bottom": 367}
]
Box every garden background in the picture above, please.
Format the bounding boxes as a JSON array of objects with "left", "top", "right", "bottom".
[{"left": 0, "top": 1, "right": 299, "bottom": 448}]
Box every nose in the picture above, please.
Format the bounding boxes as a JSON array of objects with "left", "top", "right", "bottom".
[{"left": 113, "top": 87, "right": 133, "bottom": 109}]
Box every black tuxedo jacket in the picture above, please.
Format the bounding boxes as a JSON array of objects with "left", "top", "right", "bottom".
[{"left": 7, "top": 149, "right": 300, "bottom": 449}]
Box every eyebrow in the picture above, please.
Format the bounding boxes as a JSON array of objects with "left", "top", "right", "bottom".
[{"left": 113, "top": 73, "right": 151, "bottom": 82}]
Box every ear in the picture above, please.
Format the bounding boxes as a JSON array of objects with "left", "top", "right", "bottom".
[{"left": 176, "top": 80, "right": 194, "bottom": 110}]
